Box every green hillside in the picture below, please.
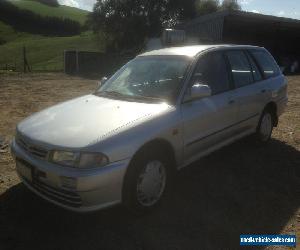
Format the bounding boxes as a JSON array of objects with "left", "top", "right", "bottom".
[
  {"left": 0, "top": 29, "right": 103, "bottom": 71},
  {"left": 0, "top": 20, "right": 38, "bottom": 43},
  {"left": 0, "top": 1, "right": 104, "bottom": 72},
  {"left": 8, "top": 0, "right": 88, "bottom": 24}
]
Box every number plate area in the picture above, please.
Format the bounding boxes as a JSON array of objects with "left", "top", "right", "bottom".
[{"left": 16, "top": 160, "right": 32, "bottom": 182}]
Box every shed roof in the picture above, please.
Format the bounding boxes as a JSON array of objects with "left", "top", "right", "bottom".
[{"left": 183, "top": 10, "right": 300, "bottom": 29}]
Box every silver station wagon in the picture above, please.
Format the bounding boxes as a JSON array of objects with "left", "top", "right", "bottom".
[{"left": 11, "top": 45, "right": 288, "bottom": 213}]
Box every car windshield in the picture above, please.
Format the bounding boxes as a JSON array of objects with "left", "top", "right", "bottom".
[{"left": 95, "top": 56, "right": 191, "bottom": 103}]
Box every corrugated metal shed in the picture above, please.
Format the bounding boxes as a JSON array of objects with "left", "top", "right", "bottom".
[
  {"left": 181, "top": 10, "right": 300, "bottom": 43},
  {"left": 183, "top": 11, "right": 227, "bottom": 42},
  {"left": 179, "top": 10, "right": 300, "bottom": 71}
]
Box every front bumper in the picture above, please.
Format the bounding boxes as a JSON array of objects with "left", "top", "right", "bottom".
[{"left": 11, "top": 139, "right": 130, "bottom": 212}]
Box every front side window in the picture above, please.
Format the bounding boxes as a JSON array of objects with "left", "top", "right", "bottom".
[
  {"left": 250, "top": 50, "right": 280, "bottom": 79},
  {"left": 192, "top": 52, "right": 230, "bottom": 95},
  {"left": 96, "top": 56, "right": 191, "bottom": 103},
  {"left": 226, "top": 50, "right": 253, "bottom": 88}
]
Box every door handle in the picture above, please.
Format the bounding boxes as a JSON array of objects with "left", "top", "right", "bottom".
[
  {"left": 261, "top": 89, "right": 266, "bottom": 93},
  {"left": 228, "top": 99, "right": 235, "bottom": 105}
]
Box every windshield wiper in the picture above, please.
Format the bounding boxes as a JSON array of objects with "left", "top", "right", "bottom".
[
  {"left": 96, "top": 91, "right": 165, "bottom": 103},
  {"left": 96, "top": 91, "right": 129, "bottom": 99},
  {"left": 134, "top": 95, "right": 164, "bottom": 102}
]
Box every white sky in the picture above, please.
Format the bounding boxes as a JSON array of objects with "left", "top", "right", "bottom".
[{"left": 58, "top": 0, "right": 95, "bottom": 11}]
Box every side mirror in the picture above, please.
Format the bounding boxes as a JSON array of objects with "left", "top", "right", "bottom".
[
  {"left": 97, "top": 76, "right": 108, "bottom": 89},
  {"left": 189, "top": 83, "right": 211, "bottom": 100}
]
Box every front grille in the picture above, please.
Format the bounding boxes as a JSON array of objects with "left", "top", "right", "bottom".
[
  {"left": 19, "top": 159, "right": 82, "bottom": 208},
  {"left": 16, "top": 135, "right": 48, "bottom": 159}
]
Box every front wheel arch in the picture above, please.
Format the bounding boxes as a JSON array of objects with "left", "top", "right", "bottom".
[
  {"left": 127, "top": 138, "right": 177, "bottom": 173},
  {"left": 121, "top": 139, "right": 176, "bottom": 213}
]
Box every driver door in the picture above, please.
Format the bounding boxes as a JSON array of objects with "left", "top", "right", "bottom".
[{"left": 181, "top": 51, "right": 238, "bottom": 164}]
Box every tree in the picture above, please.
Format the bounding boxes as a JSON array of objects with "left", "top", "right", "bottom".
[
  {"left": 168, "top": 0, "right": 197, "bottom": 21},
  {"left": 89, "top": 0, "right": 196, "bottom": 52},
  {"left": 196, "top": 0, "right": 219, "bottom": 16},
  {"left": 221, "top": 0, "right": 241, "bottom": 11}
]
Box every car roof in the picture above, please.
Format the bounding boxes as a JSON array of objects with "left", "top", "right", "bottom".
[{"left": 139, "top": 44, "right": 262, "bottom": 58}]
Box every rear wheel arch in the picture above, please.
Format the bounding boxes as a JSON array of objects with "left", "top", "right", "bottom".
[{"left": 264, "top": 102, "right": 278, "bottom": 127}]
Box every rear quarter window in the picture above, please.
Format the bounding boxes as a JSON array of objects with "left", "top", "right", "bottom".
[{"left": 250, "top": 50, "right": 280, "bottom": 79}]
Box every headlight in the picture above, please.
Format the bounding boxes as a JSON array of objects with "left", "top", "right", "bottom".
[
  {"left": 50, "top": 151, "right": 109, "bottom": 169},
  {"left": 51, "top": 151, "right": 80, "bottom": 167}
]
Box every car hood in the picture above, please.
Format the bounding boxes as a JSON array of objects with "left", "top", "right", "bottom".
[{"left": 17, "top": 94, "right": 171, "bottom": 148}]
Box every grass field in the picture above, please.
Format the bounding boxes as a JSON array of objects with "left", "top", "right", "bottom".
[
  {"left": 0, "top": 0, "right": 102, "bottom": 71},
  {"left": 8, "top": 0, "right": 88, "bottom": 24},
  {"left": 0, "top": 73, "right": 299, "bottom": 250}
]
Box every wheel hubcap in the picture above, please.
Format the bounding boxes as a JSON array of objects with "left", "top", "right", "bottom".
[
  {"left": 260, "top": 113, "right": 272, "bottom": 141},
  {"left": 136, "top": 160, "right": 166, "bottom": 207}
]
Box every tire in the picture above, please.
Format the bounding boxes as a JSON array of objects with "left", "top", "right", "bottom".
[
  {"left": 122, "top": 148, "right": 173, "bottom": 215},
  {"left": 254, "top": 109, "right": 274, "bottom": 143}
]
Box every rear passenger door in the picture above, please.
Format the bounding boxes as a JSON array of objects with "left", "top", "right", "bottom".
[{"left": 225, "top": 50, "right": 264, "bottom": 132}]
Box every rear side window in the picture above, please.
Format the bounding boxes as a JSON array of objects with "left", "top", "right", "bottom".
[
  {"left": 193, "top": 52, "right": 230, "bottom": 95},
  {"left": 246, "top": 52, "right": 263, "bottom": 82},
  {"left": 250, "top": 50, "right": 280, "bottom": 79},
  {"left": 226, "top": 50, "right": 253, "bottom": 88}
]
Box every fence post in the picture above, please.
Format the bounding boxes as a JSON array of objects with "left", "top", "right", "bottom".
[
  {"left": 76, "top": 50, "right": 79, "bottom": 74},
  {"left": 64, "top": 50, "right": 66, "bottom": 74},
  {"left": 23, "top": 46, "right": 26, "bottom": 73},
  {"left": 23, "top": 46, "right": 31, "bottom": 73}
]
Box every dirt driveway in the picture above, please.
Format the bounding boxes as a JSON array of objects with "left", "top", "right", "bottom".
[{"left": 0, "top": 73, "right": 299, "bottom": 250}]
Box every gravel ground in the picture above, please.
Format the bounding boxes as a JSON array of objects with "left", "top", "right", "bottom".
[{"left": 0, "top": 73, "right": 299, "bottom": 250}]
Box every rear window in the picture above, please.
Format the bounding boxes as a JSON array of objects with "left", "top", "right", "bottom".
[
  {"left": 226, "top": 50, "right": 253, "bottom": 88},
  {"left": 250, "top": 50, "right": 280, "bottom": 79}
]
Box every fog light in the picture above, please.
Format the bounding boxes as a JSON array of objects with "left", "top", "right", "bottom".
[{"left": 60, "top": 176, "right": 77, "bottom": 190}]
